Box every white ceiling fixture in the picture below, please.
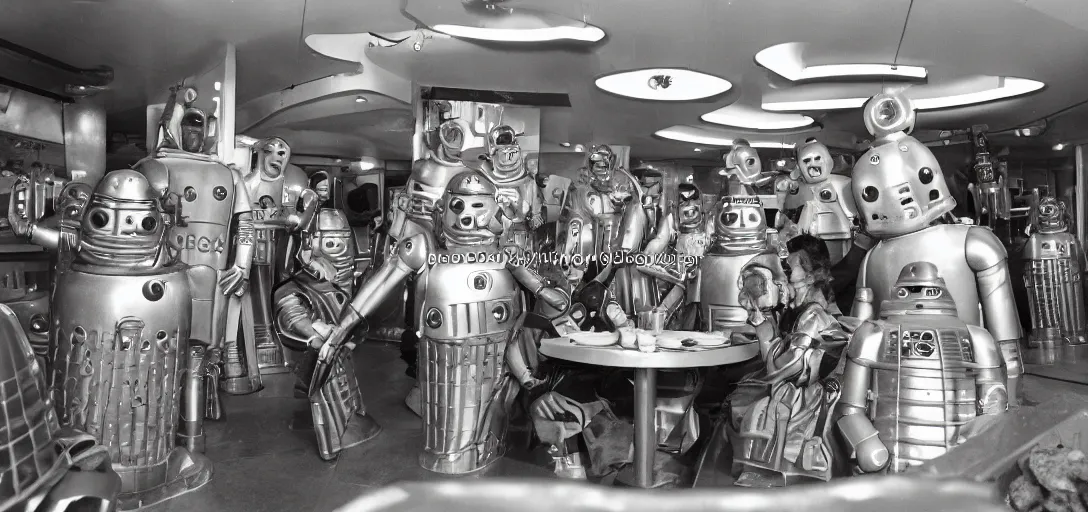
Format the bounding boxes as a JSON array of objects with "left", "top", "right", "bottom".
[
  {"left": 755, "top": 42, "right": 928, "bottom": 81},
  {"left": 693, "top": 148, "right": 702, "bottom": 152},
  {"left": 1054, "top": 143, "right": 1066, "bottom": 151},
  {"left": 355, "top": 96, "right": 367, "bottom": 103},
  {"left": 432, "top": 24, "right": 605, "bottom": 42},
  {"left": 763, "top": 77, "right": 1045, "bottom": 112},
  {"left": 701, "top": 104, "right": 814, "bottom": 130},
  {"left": 595, "top": 68, "right": 733, "bottom": 102},
  {"left": 655, "top": 126, "right": 796, "bottom": 149}
]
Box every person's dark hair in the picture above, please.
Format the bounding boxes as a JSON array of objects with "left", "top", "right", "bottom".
[{"left": 785, "top": 234, "right": 834, "bottom": 302}]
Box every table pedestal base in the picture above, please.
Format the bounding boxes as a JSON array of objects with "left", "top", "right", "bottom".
[{"left": 633, "top": 367, "right": 657, "bottom": 488}]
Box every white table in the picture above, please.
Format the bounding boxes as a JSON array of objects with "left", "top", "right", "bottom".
[{"left": 540, "top": 331, "right": 759, "bottom": 488}]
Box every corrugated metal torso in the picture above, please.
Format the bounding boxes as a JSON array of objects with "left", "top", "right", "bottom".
[
  {"left": 50, "top": 264, "right": 192, "bottom": 488},
  {"left": 1023, "top": 231, "right": 1086, "bottom": 340}
]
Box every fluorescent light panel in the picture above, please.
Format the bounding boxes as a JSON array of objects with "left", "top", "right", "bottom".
[
  {"left": 654, "top": 126, "right": 796, "bottom": 149},
  {"left": 595, "top": 68, "right": 733, "bottom": 101},
  {"left": 432, "top": 24, "right": 605, "bottom": 42},
  {"left": 762, "top": 77, "right": 1045, "bottom": 112},
  {"left": 701, "top": 104, "right": 814, "bottom": 130},
  {"left": 755, "top": 43, "right": 928, "bottom": 81}
]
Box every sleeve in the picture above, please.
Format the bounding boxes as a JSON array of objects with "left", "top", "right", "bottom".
[{"left": 232, "top": 170, "right": 255, "bottom": 214}]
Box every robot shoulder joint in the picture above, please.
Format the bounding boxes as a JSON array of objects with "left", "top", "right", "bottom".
[
  {"left": 397, "top": 234, "right": 430, "bottom": 270},
  {"left": 965, "top": 325, "right": 1002, "bottom": 362},
  {"left": 846, "top": 320, "right": 885, "bottom": 362},
  {"left": 965, "top": 226, "right": 1008, "bottom": 270}
]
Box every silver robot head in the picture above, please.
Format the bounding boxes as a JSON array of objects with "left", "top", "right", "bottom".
[
  {"left": 303, "top": 208, "right": 356, "bottom": 290},
  {"left": 79, "top": 169, "right": 167, "bottom": 267},
  {"left": 678, "top": 183, "right": 704, "bottom": 233},
  {"left": 254, "top": 137, "right": 291, "bottom": 180},
  {"left": 437, "top": 119, "right": 467, "bottom": 161},
  {"left": 485, "top": 125, "right": 524, "bottom": 180},
  {"left": 854, "top": 93, "right": 956, "bottom": 238},
  {"left": 795, "top": 137, "right": 833, "bottom": 184},
  {"left": 1035, "top": 197, "right": 1068, "bottom": 234},
  {"left": 436, "top": 171, "right": 502, "bottom": 247},
  {"left": 880, "top": 261, "right": 958, "bottom": 317},
  {"left": 586, "top": 144, "right": 618, "bottom": 187},
  {"left": 723, "top": 139, "right": 762, "bottom": 184},
  {"left": 712, "top": 178, "right": 768, "bottom": 252}
]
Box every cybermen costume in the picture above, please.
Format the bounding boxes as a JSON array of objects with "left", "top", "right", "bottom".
[
  {"left": 314, "top": 172, "right": 568, "bottom": 474},
  {"left": 1022, "top": 195, "right": 1086, "bottom": 354},
  {"left": 724, "top": 140, "right": 775, "bottom": 192},
  {"left": 9, "top": 170, "right": 213, "bottom": 509},
  {"left": 0, "top": 304, "right": 121, "bottom": 512},
  {"left": 237, "top": 137, "right": 317, "bottom": 378},
  {"left": 273, "top": 209, "right": 382, "bottom": 460},
  {"left": 776, "top": 138, "right": 857, "bottom": 265},
  {"left": 477, "top": 125, "right": 545, "bottom": 261},
  {"left": 134, "top": 85, "right": 257, "bottom": 406},
  {"left": 837, "top": 262, "right": 1009, "bottom": 475},
  {"left": 849, "top": 93, "right": 1024, "bottom": 406}
]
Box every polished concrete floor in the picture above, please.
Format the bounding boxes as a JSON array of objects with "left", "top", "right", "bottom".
[{"left": 142, "top": 341, "right": 1088, "bottom": 511}]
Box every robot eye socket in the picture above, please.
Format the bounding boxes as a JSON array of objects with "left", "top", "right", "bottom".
[
  {"left": 897, "top": 288, "right": 909, "bottom": 298},
  {"left": 449, "top": 198, "right": 465, "bottom": 214},
  {"left": 862, "top": 186, "right": 880, "bottom": 203},
  {"left": 141, "top": 217, "right": 157, "bottom": 231},
  {"left": 748, "top": 212, "right": 758, "bottom": 223},
  {"left": 918, "top": 167, "right": 934, "bottom": 184},
  {"left": 89, "top": 210, "right": 110, "bottom": 229},
  {"left": 745, "top": 158, "right": 756, "bottom": 167},
  {"left": 723, "top": 212, "right": 739, "bottom": 225}
]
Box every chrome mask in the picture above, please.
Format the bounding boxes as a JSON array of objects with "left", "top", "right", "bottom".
[
  {"left": 179, "top": 107, "right": 209, "bottom": 154},
  {"left": 880, "top": 261, "right": 958, "bottom": 317},
  {"left": 724, "top": 140, "right": 762, "bottom": 184},
  {"left": 712, "top": 189, "right": 768, "bottom": 252},
  {"left": 486, "top": 126, "right": 523, "bottom": 181},
  {"left": 438, "top": 119, "right": 466, "bottom": 162},
  {"left": 1036, "top": 197, "right": 1068, "bottom": 234},
  {"left": 587, "top": 145, "right": 617, "bottom": 190},
  {"left": 678, "top": 184, "right": 703, "bottom": 233},
  {"left": 255, "top": 137, "right": 291, "bottom": 180},
  {"left": 436, "top": 172, "right": 502, "bottom": 247},
  {"left": 307, "top": 209, "right": 357, "bottom": 289},
  {"left": 854, "top": 93, "right": 955, "bottom": 238},
  {"left": 314, "top": 179, "right": 331, "bottom": 204},
  {"left": 795, "top": 138, "right": 832, "bottom": 184},
  {"left": 79, "top": 170, "right": 166, "bottom": 266}
]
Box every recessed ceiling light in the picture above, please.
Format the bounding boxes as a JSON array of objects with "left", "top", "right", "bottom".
[
  {"left": 560, "top": 142, "right": 571, "bottom": 147},
  {"left": 912, "top": 78, "right": 1044, "bottom": 110},
  {"left": 755, "top": 42, "right": 928, "bottom": 81},
  {"left": 355, "top": 96, "right": 367, "bottom": 103},
  {"left": 214, "top": 81, "right": 222, "bottom": 92},
  {"left": 432, "top": 24, "right": 605, "bottom": 43},
  {"left": 573, "top": 144, "right": 585, "bottom": 152},
  {"left": 701, "top": 104, "right": 814, "bottom": 130},
  {"left": 1054, "top": 143, "right": 1066, "bottom": 151},
  {"left": 595, "top": 68, "right": 732, "bottom": 101},
  {"left": 693, "top": 148, "right": 702, "bottom": 152},
  {"left": 655, "top": 126, "right": 796, "bottom": 149}
]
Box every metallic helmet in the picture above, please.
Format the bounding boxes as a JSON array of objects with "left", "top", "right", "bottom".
[
  {"left": 1035, "top": 197, "right": 1068, "bottom": 234},
  {"left": 438, "top": 119, "right": 468, "bottom": 160},
  {"left": 880, "top": 261, "right": 958, "bottom": 317},
  {"left": 305, "top": 208, "right": 356, "bottom": 289},
  {"left": 712, "top": 177, "right": 767, "bottom": 252},
  {"left": 678, "top": 183, "right": 703, "bottom": 233},
  {"left": 795, "top": 138, "right": 833, "bottom": 184},
  {"left": 853, "top": 93, "right": 955, "bottom": 238},
  {"left": 485, "top": 125, "right": 523, "bottom": 181},
  {"left": 436, "top": 172, "right": 502, "bottom": 247},
  {"left": 254, "top": 137, "right": 291, "bottom": 180},
  {"left": 178, "top": 87, "right": 209, "bottom": 154},
  {"left": 79, "top": 169, "right": 167, "bottom": 267},
  {"left": 587, "top": 144, "right": 618, "bottom": 185},
  {"left": 724, "top": 139, "right": 763, "bottom": 184}
]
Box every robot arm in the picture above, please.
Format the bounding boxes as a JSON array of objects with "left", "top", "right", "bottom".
[
  {"left": 219, "top": 173, "right": 257, "bottom": 296},
  {"left": 287, "top": 189, "right": 319, "bottom": 232},
  {"left": 850, "top": 250, "right": 875, "bottom": 318},
  {"left": 643, "top": 211, "right": 676, "bottom": 255},
  {"left": 966, "top": 325, "right": 1010, "bottom": 416},
  {"left": 274, "top": 291, "right": 321, "bottom": 350},
  {"left": 509, "top": 263, "right": 570, "bottom": 312},
  {"left": 965, "top": 226, "right": 1023, "bottom": 405},
  {"left": 834, "top": 322, "right": 890, "bottom": 473},
  {"left": 335, "top": 234, "right": 429, "bottom": 335},
  {"left": 8, "top": 176, "right": 73, "bottom": 251}
]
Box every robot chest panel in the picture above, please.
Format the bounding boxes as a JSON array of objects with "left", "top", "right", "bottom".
[
  {"left": 1030, "top": 233, "right": 1078, "bottom": 259},
  {"left": 247, "top": 178, "right": 289, "bottom": 221},
  {"left": 583, "top": 190, "right": 622, "bottom": 218},
  {"left": 876, "top": 326, "right": 975, "bottom": 367},
  {"left": 171, "top": 222, "right": 230, "bottom": 269},
  {"left": 53, "top": 266, "right": 193, "bottom": 342},
  {"left": 170, "top": 168, "right": 237, "bottom": 225},
  {"left": 699, "top": 253, "right": 757, "bottom": 305},
  {"left": 418, "top": 263, "right": 522, "bottom": 339}
]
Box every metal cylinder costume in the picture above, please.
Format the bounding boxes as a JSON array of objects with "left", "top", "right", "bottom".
[
  {"left": 836, "top": 262, "right": 1009, "bottom": 475},
  {"left": 0, "top": 304, "right": 121, "bottom": 512},
  {"left": 134, "top": 85, "right": 258, "bottom": 404},
  {"left": 696, "top": 178, "right": 787, "bottom": 331},
  {"left": 273, "top": 209, "right": 382, "bottom": 460},
  {"left": 313, "top": 172, "right": 567, "bottom": 475},
  {"left": 1022, "top": 195, "right": 1087, "bottom": 351},
  {"left": 12, "top": 169, "right": 213, "bottom": 509},
  {"left": 776, "top": 137, "right": 857, "bottom": 265},
  {"left": 238, "top": 137, "right": 317, "bottom": 378},
  {"left": 849, "top": 93, "right": 1024, "bottom": 406},
  {"left": 479, "top": 125, "right": 545, "bottom": 261}
]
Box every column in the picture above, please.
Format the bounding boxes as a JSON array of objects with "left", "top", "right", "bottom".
[
  {"left": 63, "top": 97, "right": 106, "bottom": 184},
  {"left": 1076, "top": 145, "right": 1086, "bottom": 245}
]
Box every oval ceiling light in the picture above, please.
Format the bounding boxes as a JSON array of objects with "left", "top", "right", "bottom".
[
  {"left": 595, "top": 69, "right": 732, "bottom": 101},
  {"left": 912, "top": 77, "right": 1045, "bottom": 110},
  {"left": 756, "top": 42, "right": 928, "bottom": 81},
  {"left": 762, "top": 97, "right": 868, "bottom": 112},
  {"left": 432, "top": 23, "right": 605, "bottom": 43},
  {"left": 654, "top": 125, "right": 796, "bottom": 149},
  {"left": 701, "top": 104, "right": 814, "bottom": 130}
]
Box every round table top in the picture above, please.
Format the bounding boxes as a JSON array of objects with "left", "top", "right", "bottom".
[{"left": 540, "top": 330, "right": 760, "bottom": 369}]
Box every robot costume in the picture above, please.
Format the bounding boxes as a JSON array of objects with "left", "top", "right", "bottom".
[
  {"left": 775, "top": 138, "right": 857, "bottom": 265},
  {"left": 836, "top": 261, "right": 1009, "bottom": 475},
  {"left": 9, "top": 169, "right": 213, "bottom": 509},
  {"left": 849, "top": 93, "right": 1024, "bottom": 406},
  {"left": 312, "top": 172, "right": 569, "bottom": 475},
  {"left": 477, "top": 125, "right": 545, "bottom": 261},
  {"left": 967, "top": 131, "right": 1011, "bottom": 229},
  {"left": 273, "top": 209, "right": 382, "bottom": 460},
  {"left": 1021, "top": 194, "right": 1087, "bottom": 355},
  {"left": 0, "top": 304, "right": 121, "bottom": 512},
  {"left": 236, "top": 136, "right": 318, "bottom": 378},
  {"left": 724, "top": 140, "right": 775, "bottom": 191},
  {"left": 134, "top": 85, "right": 258, "bottom": 405}
]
